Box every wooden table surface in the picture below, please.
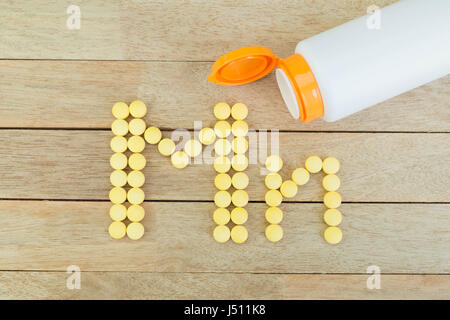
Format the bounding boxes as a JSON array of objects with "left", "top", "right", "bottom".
[{"left": 0, "top": 0, "right": 449, "bottom": 299}]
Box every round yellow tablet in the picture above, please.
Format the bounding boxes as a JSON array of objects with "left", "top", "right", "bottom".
[
  {"left": 215, "top": 173, "right": 231, "bottom": 190},
  {"left": 231, "top": 172, "right": 249, "bottom": 190},
  {"left": 265, "top": 189, "right": 282, "bottom": 207},
  {"left": 129, "top": 118, "right": 146, "bottom": 136},
  {"left": 171, "top": 151, "right": 189, "bottom": 169},
  {"left": 280, "top": 180, "right": 298, "bottom": 198},
  {"left": 323, "top": 208, "right": 342, "bottom": 226},
  {"left": 214, "top": 190, "right": 231, "bottom": 208},
  {"left": 111, "top": 119, "right": 129, "bottom": 136},
  {"left": 198, "top": 127, "right": 216, "bottom": 145},
  {"left": 265, "top": 155, "right": 283, "bottom": 173},
  {"left": 127, "top": 204, "right": 145, "bottom": 222},
  {"left": 128, "top": 153, "right": 146, "bottom": 170},
  {"left": 109, "top": 221, "right": 126, "bottom": 239},
  {"left": 305, "top": 156, "right": 322, "bottom": 173},
  {"left": 213, "top": 225, "right": 230, "bottom": 243},
  {"left": 231, "top": 207, "right": 248, "bottom": 225},
  {"left": 265, "top": 224, "right": 283, "bottom": 242},
  {"left": 127, "top": 170, "right": 145, "bottom": 188},
  {"left": 322, "top": 174, "right": 340, "bottom": 192},
  {"left": 112, "top": 102, "right": 129, "bottom": 120},
  {"left": 213, "top": 208, "right": 230, "bottom": 225},
  {"left": 324, "top": 226, "right": 342, "bottom": 244},
  {"left": 265, "top": 207, "right": 283, "bottom": 224},
  {"left": 214, "top": 138, "right": 232, "bottom": 156},
  {"left": 231, "top": 154, "right": 248, "bottom": 171},
  {"left": 231, "top": 190, "right": 249, "bottom": 207},
  {"left": 144, "top": 126, "right": 162, "bottom": 144},
  {"left": 128, "top": 135, "right": 146, "bottom": 153},
  {"left": 214, "top": 121, "right": 231, "bottom": 138},
  {"left": 109, "top": 204, "right": 127, "bottom": 221},
  {"left": 109, "top": 187, "right": 126, "bottom": 204},
  {"left": 127, "top": 222, "right": 144, "bottom": 240},
  {"left": 127, "top": 187, "right": 145, "bottom": 205},
  {"left": 265, "top": 173, "right": 282, "bottom": 190},
  {"left": 231, "top": 120, "right": 248, "bottom": 137},
  {"left": 213, "top": 156, "right": 231, "bottom": 173},
  {"left": 110, "top": 152, "right": 127, "bottom": 170},
  {"left": 129, "top": 100, "right": 147, "bottom": 118},
  {"left": 214, "top": 102, "right": 231, "bottom": 120},
  {"left": 231, "top": 103, "right": 248, "bottom": 120},
  {"left": 323, "top": 157, "right": 340, "bottom": 174},
  {"left": 184, "top": 139, "right": 202, "bottom": 157},
  {"left": 110, "top": 136, "right": 127, "bottom": 153},
  {"left": 158, "top": 138, "right": 176, "bottom": 156},
  {"left": 110, "top": 169, "right": 127, "bottom": 187},
  {"left": 324, "top": 191, "right": 342, "bottom": 209},
  {"left": 292, "top": 168, "right": 310, "bottom": 185},
  {"left": 232, "top": 136, "right": 248, "bottom": 154},
  {"left": 230, "top": 225, "right": 248, "bottom": 244}
]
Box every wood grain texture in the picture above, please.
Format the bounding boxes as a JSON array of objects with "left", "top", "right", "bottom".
[{"left": 0, "top": 201, "right": 448, "bottom": 273}]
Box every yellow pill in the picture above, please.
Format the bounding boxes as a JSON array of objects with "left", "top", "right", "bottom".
[
  {"left": 213, "top": 225, "right": 230, "bottom": 243},
  {"left": 231, "top": 207, "right": 248, "bottom": 225},
  {"left": 127, "top": 222, "right": 144, "bottom": 240},
  {"left": 265, "top": 155, "right": 283, "bottom": 173},
  {"left": 214, "top": 190, "right": 231, "bottom": 208},
  {"left": 324, "top": 191, "right": 342, "bottom": 209},
  {"left": 109, "top": 221, "right": 126, "bottom": 239},
  {"left": 184, "top": 139, "right": 202, "bottom": 157},
  {"left": 265, "top": 207, "right": 283, "bottom": 224},
  {"left": 129, "top": 100, "right": 147, "bottom": 118},
  {"left": 111, "top": 119, "right": 129, "bottom": 136},
  {"left": 231, "top": 102, "right": 248, "bottom": 120},
  {"left": 110, "top": 169, "right": 127, "bottom": 187},
  {"left": 128, "top": 153, "right": 146, "bottom": 170},
  {"left": 158, "top": 138, "right": 176, "bottom": 156},
  {"left": 230, "top": 225, "right": 248, "bottom": 244},
  {"left": 214, "top": 102, "right": 231, "bottom": 120},
  {"left": 231, "top": 120, "right": 248, "bottom": 137},
  {"left": 323, "top": 157, "right": 340, "bottom": 174},
  {"left": 144, "top": 126, "right": 162, "bottom": 144},
  {"left": 110, "top": 136, "right": 127, "bottom": 153},
  {"left": 231, "top": 154, "right": 248, "bottom": 171},
  {"left": 112, "top": 102, "right": 129, "bottom": 120},
  {"left": 215, "top": 173, "right": 232, "bottom": 190},
  {"left": 110, "top": 152, "right": 127, "bottom": 170},
  {"left": 292, "top": 168, "right": 310, "bottom": 185},
  {"left": 171, "top": 151, "right": 189, "bottom": 169},
  {"left": 129, "top": 118, "right": 146, "bottom": 136},
  {"left": 323, "top": 208, "right": 342, "bottom": 226},
  {"left": 231, "top": 190, "right": 249, "bottom": 207},
  {"left": 265, "top": 224, "right": 283, "bottom": 242},
  {"left": 127, "top": 204, "right": 145, "bottom": 222},
  {"left": 127, "top": 170, "right": 145, "bottom": 188},
  {"left": 265, "top": 173, "right": 282, "bottom": 189},
  {"left": 305, "top": 156, "right": 322, "bottom": 173},
  {"left": 127, "top": 187, "right": 145, "bottom": 205},
  {"left": 109, "top": 187, "right": 126, "bottom": 204},
  {"left": 213, "top": 208, "right": 230, "bottom": 225},
  {"left": 214, "top": 138, "right": 232, "bottom": 156},
  {"left": 214, "top": 120, "right": 231, "bottom": 138},
  {"left": 322, "top": 174, "right": 340, "bottom": 191},
  {"left": 198, "top": 127, "right": 216, "bottom": 145},
  {"left": 232, "top": 136, "right": 248, "bottom": 154},
  {"left": 324, "top": 226, "right": 342, "bottom": 244},
  {"left": 213, "top": 156, "right": 231, "bottom": 173},
  {"left": 128, "top": 135, "right": 146, "bottom": 153},
  {"left": 231, "top": 172, "right": 249, "bottom": 190},
  {"left": 109, "top": 204, "right": 127, "bottom": 221},
  {"left": 265, "top": 189, "right": 282, "bottom": 207},
  {"left": 280, "top": 180, "right": 298, "bottom": 198}
]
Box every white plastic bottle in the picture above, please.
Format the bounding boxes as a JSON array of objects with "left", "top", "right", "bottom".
[{"left": 209, "top": 0, "right": 450, "bottom": 123}]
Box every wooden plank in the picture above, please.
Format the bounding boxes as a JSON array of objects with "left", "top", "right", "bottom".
[
  {"left": 0, "top": 201, "right": 448, "bottom": 273},
  {"left": 0, "top": 60, "right": 448, "bottom": 131},
  {"left": 0, "top": 272, "right": 448, "bottom": 299},
  {"left": 0, "top": 130, "right": 448, "bottom": 202}
]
